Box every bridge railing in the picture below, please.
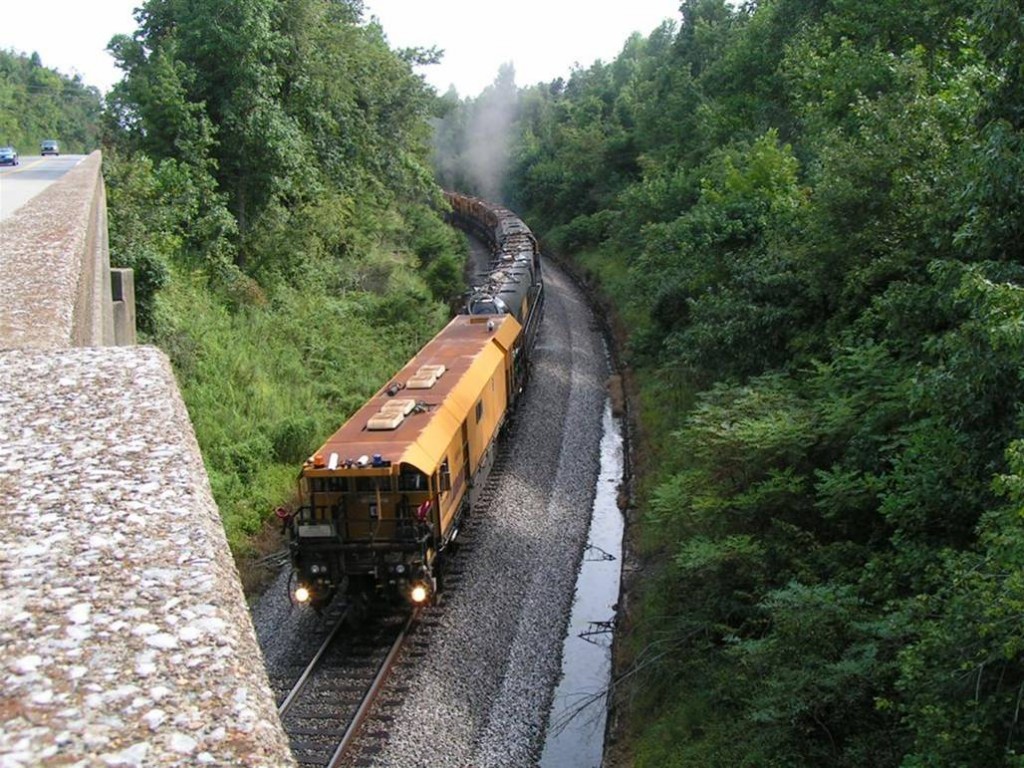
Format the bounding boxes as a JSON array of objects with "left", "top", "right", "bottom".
[{"left": 0, "top": 150, "right": 135, "bottom": 349}]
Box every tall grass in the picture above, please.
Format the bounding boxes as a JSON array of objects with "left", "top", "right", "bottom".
[{"left": 152, "top": 265, "right": 449, "bottom": 552}]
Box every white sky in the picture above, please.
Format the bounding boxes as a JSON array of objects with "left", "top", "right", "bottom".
[
  {"left": 0, "top": 2, "right": 139, "bottom": 93},
  {"left": 363, "top": 1, "right": 682, "bottom": 97},
  {"left": 1, "top": 1, "right": 681, "bottom": 98}
]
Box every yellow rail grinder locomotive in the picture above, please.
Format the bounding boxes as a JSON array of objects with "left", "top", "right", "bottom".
[{"left": 287, "top": 193, "right": 543, "bottom": 608}]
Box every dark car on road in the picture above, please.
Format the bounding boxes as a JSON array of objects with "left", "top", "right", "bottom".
[
  {"left": 40, "top": 140, "right": 59, "bottom": 156},
  {"left": 0, "top": 146, "right": 18, "bottom": 166}
]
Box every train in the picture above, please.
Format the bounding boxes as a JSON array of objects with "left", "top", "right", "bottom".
[{"left": 284, "top": 192, "right": 544, "bottom": 609}]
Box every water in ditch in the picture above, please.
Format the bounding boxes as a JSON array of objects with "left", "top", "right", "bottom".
[{"left": 540, "top": 400, "right": 625, "bottom": 768}]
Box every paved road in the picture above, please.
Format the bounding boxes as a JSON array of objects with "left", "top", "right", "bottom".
[{"left": 0, "top": 155, "right": 84, "bottom": 221}]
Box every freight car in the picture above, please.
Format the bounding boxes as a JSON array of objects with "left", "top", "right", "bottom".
[
  {"left": 446, "top": 193, "right": 543, "bottom": 330},
  {"left": 286, "top": 194, "right": 543, "bottom": 608}
]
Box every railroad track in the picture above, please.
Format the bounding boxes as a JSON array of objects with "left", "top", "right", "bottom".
[
  {"left": 269, "top": 439, "right": 515, "bottom": 767},
  {"left": 271, "top": 607, "right": 417, "bottom": 768},
  {"left": 327, "top": 456, "right": 515, "bottom": 765}
]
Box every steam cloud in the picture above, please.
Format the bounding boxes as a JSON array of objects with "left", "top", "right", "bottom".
[{"left": 433, "top": 62, "right": 519, "bottom": 203}]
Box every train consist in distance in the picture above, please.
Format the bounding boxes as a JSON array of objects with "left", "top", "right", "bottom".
[{"left": 285, "top": 193, "right": 544, "bottom": 609}]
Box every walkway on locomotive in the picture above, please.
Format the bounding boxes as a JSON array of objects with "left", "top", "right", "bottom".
[{"left": 298, "top": 313, "right": 523, "bottom": 541}]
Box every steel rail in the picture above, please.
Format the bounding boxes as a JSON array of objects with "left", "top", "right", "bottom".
[
  {"left": 277, "top": 607, "right": 350, "bottom": 718},
  {"left": 327, "top": 608, "right": 419, "bottom": 768}
]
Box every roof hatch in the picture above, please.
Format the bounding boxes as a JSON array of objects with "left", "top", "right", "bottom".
[
  {"left": 367, "top": 398, "right": 416, "bottom": 430},
  {"left": 406, "top": 364, "right": 446, "bottom": 390}
]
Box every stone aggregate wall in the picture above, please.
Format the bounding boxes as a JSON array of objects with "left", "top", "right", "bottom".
[{"left": 0, "top": 348, "right": 295, "bottom": 766}]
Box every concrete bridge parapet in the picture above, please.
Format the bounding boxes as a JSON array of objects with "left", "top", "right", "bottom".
[
  {"left": 0, "top": 152, "right": 295, "bottom": 765},
  {"left": 0, "top": 150, "right": 134, "bottom": 349}
]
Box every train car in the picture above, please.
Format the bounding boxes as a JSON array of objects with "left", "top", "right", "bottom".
[
  {"left": 286, "top": 194, "right": 543, "bottom": 609},
  {"left": 445, "top": 192, "right": 544, "bottom": 364},
  {"left": 287, "top": 314, "right": 523, "bottom": 607}
]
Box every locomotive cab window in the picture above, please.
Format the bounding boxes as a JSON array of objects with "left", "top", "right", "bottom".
[
  {"left": 355, "top": 476, "right": 392, "bottom": 493},
  {"left": 311, "top": 477, "right": 348, "bottom": 493},
  {"left": 398, "top": 468, "right": 428, "bottom": 491},
  {"left": 475, "top": 400, "right": 484, "bottom": 424},
  {"left": 439, "top": 459, "right": 452, "bottom": 493}
]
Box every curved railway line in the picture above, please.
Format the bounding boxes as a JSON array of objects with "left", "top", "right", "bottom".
[{"left": 253, "top": 216, "right": 614, "bottom": 767}]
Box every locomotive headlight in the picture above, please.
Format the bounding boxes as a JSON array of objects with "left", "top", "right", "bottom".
[
  {"left": 395, "top": 564, "right": 406, "bottom": 575},
  {"left": 294, "top": 586, "right": 311, "bottom": 604},
  {"left": 310, "top": 564, "right": 322, "bottom": 575},
  {"left": 410, "top": 583, "right": 429, "bottom": 604}
]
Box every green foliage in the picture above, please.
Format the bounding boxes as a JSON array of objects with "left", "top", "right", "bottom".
[
  {"left": 895, "top": 444, "right": 1024, "bottom": 766},
  {"left": 405, "top": 203, "right": 468, "bottom": 303},
  {"left": 150, "top": 272, "right": 446, "bottom": 549},
  {"left": 0, "top": 49, "right": 102, "bottom": 152},
  {"left": 104, "top": 150, "right": 237, "bottom": 330},
  {"left": 103, "top": 153, "right": 172, "bottom": 332},
  {"left": 108, "top": 0, "right": 441, "bottom": 266},
  {"left": 475, "top": 0, "right": 1024, "bottom": 762}
]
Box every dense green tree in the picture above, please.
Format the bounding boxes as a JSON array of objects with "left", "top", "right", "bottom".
[
  {"left": 453, "top": 0, "right": 1024, "bottom": 763},
  {"left": 0, "top": 49, "right": 102, "bottom": 152}
]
